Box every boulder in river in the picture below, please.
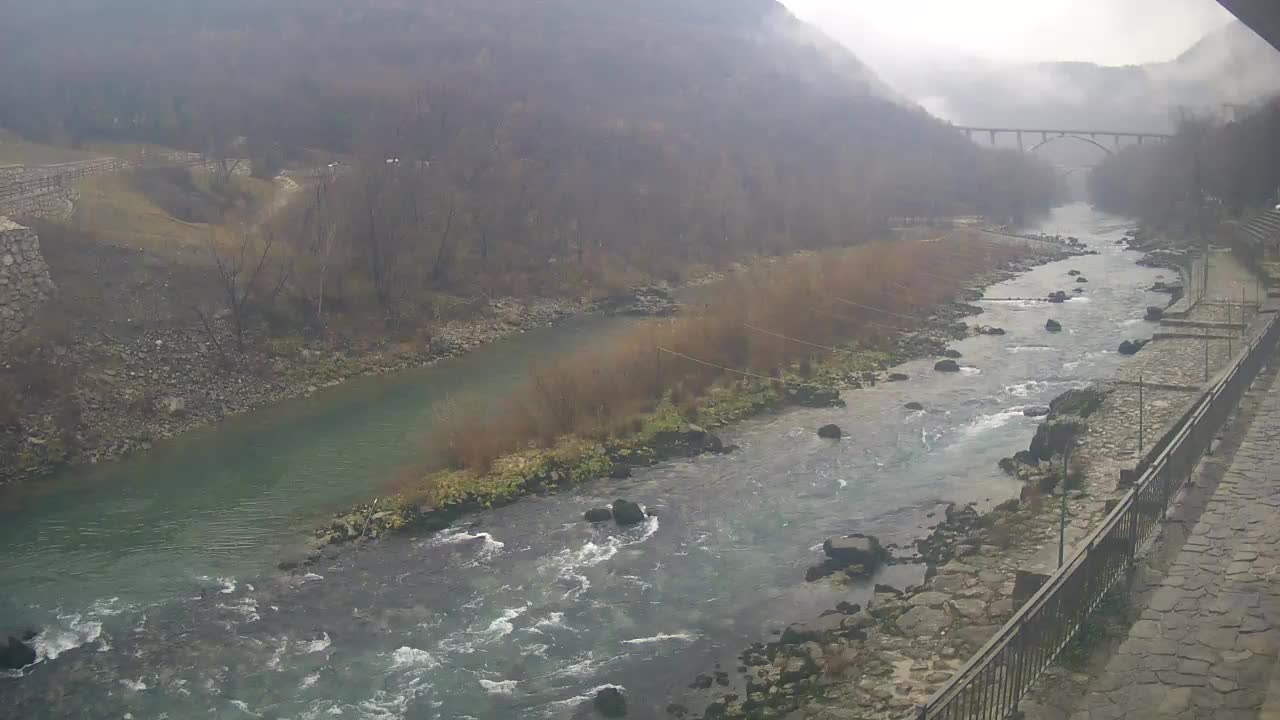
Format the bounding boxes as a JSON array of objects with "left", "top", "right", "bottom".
[
  {"left": 817, "top": 424, "right": 843, "bottom": 439},
  {"left": 1045, "top": 319, "right": 1062, "bottom": 332},
  {"left": 1118, "top": 339, "right": 1149, "bottom": 356},
  {"left": 887, "top": 373, "right": 910, "bottom": 382},
  {"left": 1076, "top": 276, "right": 1089, "bottom": 283},
  {"left": 823, "top": 534, "right": 889, "bottom": 569},
  {"left": 1049, "top": 387, "right": 1107, "bottom": 418},
  {"left": 976, "top": 325, "right": 1006, "bottom": 336},
  {"left": 943, "top": 349, "right": 962, "bottom": 359},
  {"left": 785, "top": 385, "right": 844, "bottom": 408},
  {"left": 653, "top": 425, "right": 726, "bottom": 457},
  {"left": 904, "top": 402, "right": 924, "bottom": 411},
  {"left": 1067, "top": 269, "right": 1081, "bottom": 276},
  {"left": 1145, "top": 306, "right": 1164, "bottom": 321},
  {"left": 1047, "top": 291, "right": 1068, "bottom": 303},
  {"left": 1029, "top": 417, "right": 1086, "bottom": 462},
  {"left": 584, "top": 507, "right": 613, "bottom": 523},
  {"left": 934, "top": 359, "right": 961, "bottom": 372},
  {"left": 611, "top": 499, "right": 646, "bottom": 526},
  {"left": 593, "top": 687, "right": 628, "bottom": 717},
  {"left": 0, "top": 635, "right": 36, "bottom": 670},
  {"left": 1023, "top": 406, "right": 1051, "bottom": 418}
]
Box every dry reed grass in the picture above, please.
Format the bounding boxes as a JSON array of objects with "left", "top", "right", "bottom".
[{"left": 424, "top": 232, "right": 1033, "bottom": 473}]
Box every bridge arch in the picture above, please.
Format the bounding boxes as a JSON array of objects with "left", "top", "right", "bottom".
[{"left": 1027, "top": 134, "right": 1114, "bottom": 156}]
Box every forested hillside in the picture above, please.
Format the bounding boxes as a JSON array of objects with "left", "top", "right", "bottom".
[
  {"left": 0, "top": 0, "right": 1056, "bottom": 308},
  {"left": 1089, "top": 99, "right": 1280, "bottom": 226}
]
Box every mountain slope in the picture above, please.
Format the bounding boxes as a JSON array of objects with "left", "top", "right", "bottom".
[
  {"left": 0, "top": 0, "right": 1057, "bottom": 298},
  {"left": 878, "top": 20, "right": 1280, "bottom": 134}
]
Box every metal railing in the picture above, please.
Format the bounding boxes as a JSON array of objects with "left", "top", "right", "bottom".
[{"left": 915, "top": 304, "right": 1280, "bottom": 720}]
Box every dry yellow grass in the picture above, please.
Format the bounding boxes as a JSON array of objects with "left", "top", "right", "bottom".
[
  {"left": 70, "top": 171, "right": 281, "bottom": 267},
  {"left": 425, "top": 232, "right": 1033, "bottom": 473}
]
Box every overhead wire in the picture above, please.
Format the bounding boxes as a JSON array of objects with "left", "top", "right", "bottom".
[{"left": 656, "top": 346, "right": 839, "bottom": 391}]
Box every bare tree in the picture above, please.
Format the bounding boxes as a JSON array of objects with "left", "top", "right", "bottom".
[
  {"left": 300, "top": 170, "right": 342, "bottom": 324},
  {"left": 199, "top": 226, "right": 290, "bottom": 353}
]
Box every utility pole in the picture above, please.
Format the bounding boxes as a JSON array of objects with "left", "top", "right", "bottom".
[{"left": 1186, "top": 118, "right": 1210, "bottom": 301}]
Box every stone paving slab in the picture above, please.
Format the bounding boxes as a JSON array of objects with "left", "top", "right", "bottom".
[{"left": 1025, "top": 361, "right": 1280, "bottom": 720}]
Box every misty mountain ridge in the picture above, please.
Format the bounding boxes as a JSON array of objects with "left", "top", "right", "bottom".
[{"left": 882, "top": 20, "right": 1280, "bottom": 135}]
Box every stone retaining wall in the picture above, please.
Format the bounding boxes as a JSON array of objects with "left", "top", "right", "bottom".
[
  {"left": 0, "top": 187, "right": 78, "bottom": 221},
  {"left": 0, "top": 217, "right": 55, "bottom": 345}
]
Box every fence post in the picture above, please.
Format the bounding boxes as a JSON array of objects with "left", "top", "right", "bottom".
[
  {"left": 1138, "top": 375, "right": 1144, "bottom": 457},
  {"left": 1203, "top": 329, "right": 1209, "bottom": 384},
  {"left": 1058, "top": 449, "right": 1070, "bottom": 568}
]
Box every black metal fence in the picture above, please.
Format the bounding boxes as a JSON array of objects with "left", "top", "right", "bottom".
[{"left": 915, "top": 307, "right": 1280, "bottom": 720}]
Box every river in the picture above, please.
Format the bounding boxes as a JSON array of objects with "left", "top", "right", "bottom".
[{"left": 0, "top": 203, "right": 1167, "bottom": 718}]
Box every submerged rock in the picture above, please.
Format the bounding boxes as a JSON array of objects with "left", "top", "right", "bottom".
[
  {"left": 1067, "top": 269, "right": 1081, "bottom": 276},
  {"left": 1023, "top": 406, "right": 1051, "bottom": 418},
  {"left": 934, "top": 359, "right": 961, "bottom": 372},
  {"left": 943, "top": 349, "right": 962, "bottom": 359},
  {"left": 817, "top": 424, "right": 843, "bottom": 439},
  {"left": 0, "top": 635, "right": 36, "bottom": 670},
  {"left": 1045, "top": 319, "right": 1062, "bottom": 332},
  {"left": 1077, "top": 276, "right": 1089, "bottom": 283},
  {"left": 611, "top": 499, "right": 646, "bottom": 526},
  {"left": 593, "top": 687, "right": 628, "bottom": 717},
  {"left": 887, "top": 373, "right": 910, "bottom": 382},
  {"left": 976, "top": 325, "right": 1006, "bottom": 336},
  {"left": 904, "top": 402, "right": 925, "bottom": 411},
  {"left": 584, "top": 507, "right": 613, "bottom": 523}
]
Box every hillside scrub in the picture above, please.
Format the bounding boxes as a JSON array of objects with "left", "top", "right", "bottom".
[{"left": 391, "top": 233, "right": 1034, "bottom": 509}]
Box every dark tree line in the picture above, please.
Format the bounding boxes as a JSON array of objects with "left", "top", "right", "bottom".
[{"left": 1090, "top": 99, "right": 1280, "bottom": 223}]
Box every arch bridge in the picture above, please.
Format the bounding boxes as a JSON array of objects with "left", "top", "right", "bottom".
[{"left": 953, "top": 126, "right": 1174, "bottom": 154}]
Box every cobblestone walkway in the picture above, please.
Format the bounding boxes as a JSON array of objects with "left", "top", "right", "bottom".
[{"left": 1036, "top": 364, "right": 1280, "bottom": 720}]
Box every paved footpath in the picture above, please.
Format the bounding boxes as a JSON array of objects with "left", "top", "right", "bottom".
[{"left": 1030, "top": 361, "right": 1280, "bottom": 720}]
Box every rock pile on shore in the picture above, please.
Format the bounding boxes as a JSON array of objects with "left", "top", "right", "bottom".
[{"left": 682, "top": 498, "right": 1030, "bottom": 720}]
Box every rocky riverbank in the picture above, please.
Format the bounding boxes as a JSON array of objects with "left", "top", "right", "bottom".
[
  {"left": 667, "top": 232, "right": 1259, "bottom": 720},
  {"left": 1, "top": 295, "right": 587, "bottom": 487}
]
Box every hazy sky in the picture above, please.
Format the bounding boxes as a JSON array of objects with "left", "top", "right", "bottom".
[{"left": 781, "top": 0, "right": 1236, "bottom": 66}]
